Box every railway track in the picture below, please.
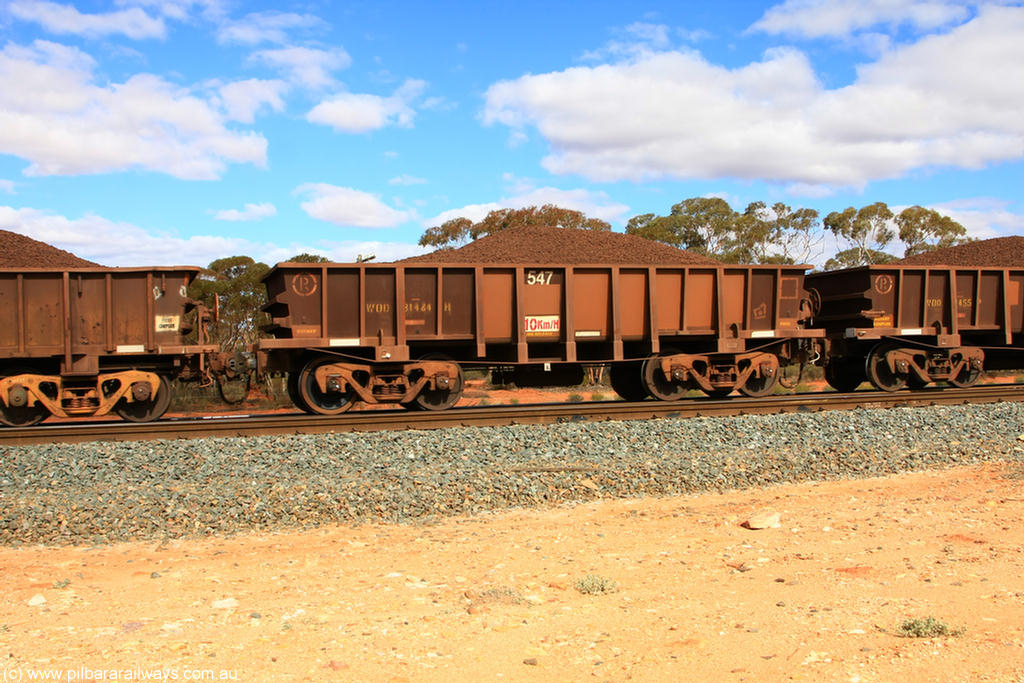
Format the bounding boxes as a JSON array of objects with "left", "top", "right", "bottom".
[{"left": 2, "top": 383, "right": 1023, "bottom": 446}]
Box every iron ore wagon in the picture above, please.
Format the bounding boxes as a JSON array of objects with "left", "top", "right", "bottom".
[
  {"left": 807, "top": 265, "right": 1024, "bottom": 391},
  {"left": 0, "top": 266, "right": 223, "bottom": 425},
  {"left": 257, "top": 261, "right": 825, "bottom": 413}
]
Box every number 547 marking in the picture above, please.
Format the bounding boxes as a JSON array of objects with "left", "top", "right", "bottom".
[{"left": 526, "top": 270, "right": 554, "bottom": 285}]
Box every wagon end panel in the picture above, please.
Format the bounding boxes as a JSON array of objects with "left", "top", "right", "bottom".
[
  {"left": 777, "top": 271, "right": 806, "bottom": 330},
  {"left": 261, "top": 266, "right": 327, "bottom": 340}
]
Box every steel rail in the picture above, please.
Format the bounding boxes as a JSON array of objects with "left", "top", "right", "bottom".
[{"left": 2, "top": 384, "right": 1023, "bottom": 446}]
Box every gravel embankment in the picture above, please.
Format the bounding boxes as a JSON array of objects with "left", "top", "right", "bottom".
[{"left": 2, "top": 402, "right": 1023, "bottom": 546}]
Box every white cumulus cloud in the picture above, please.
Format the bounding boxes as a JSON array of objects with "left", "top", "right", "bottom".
[
  {"left": 217, "top": 11, "right": 323, "bottom": 45},
  {"left": 307, "top": 79, "right": 428, "bottom": 133},
  {"left": 425, "top": 185, "right": 630, "bottom": 227},
  {"left": 929, "top": 197, "right": 1024, "bottom": 240},
  {"left": 388, "top": 174, "right": 427, "bottom": 186},
  {"left": 211, "top": 202, "right": 277, "bottom": 222},
  {"left": 0, "top": 206, "right": 260, "bottom": 266},
  {"left": 750, "top": 0, "right": 971, "bottom": 38},
  {"left": 483, "top": 6, "right": 1024, "bottom": 192},
  {"left": 9, "top": 0, "right": 166, "bottom": 39},
  {"left": 249, "top": 46, "right": 351, "bottom": 90},
  {"left": 217, "top": 78, "right": 288, "bottom": 123},
  {"left": 295, "top": 183, "right": 416, "bottom": 228},
  {"left": 0, "top": 40, "right": 267, "bottom": 179}
]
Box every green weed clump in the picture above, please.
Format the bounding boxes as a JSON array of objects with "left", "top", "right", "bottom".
[
  {"left": 896, "top": 617, "right": 964, "bottom": 638},
  {"left": 574, "top": 574, "right": 618, "bottom": 595}
]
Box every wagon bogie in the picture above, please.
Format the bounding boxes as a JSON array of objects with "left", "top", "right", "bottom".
[
  {"left": 288, "top": 354, "right": 464, "bottom": 414},
  {"left": 0, "top": 367, "right": 173, "bottom": 421},
  {"left": 637, "top": 348, "right": 788, "bottom": 399},
  {"left": 862, "top": 342, "right": 984, "bottom": 391}
]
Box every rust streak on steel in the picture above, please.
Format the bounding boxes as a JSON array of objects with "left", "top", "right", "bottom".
[{"left": 2, "top": 384, "right": 1024, "bottom": 447}]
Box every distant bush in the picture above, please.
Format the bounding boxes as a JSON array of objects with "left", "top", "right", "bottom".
[
  {"left": 896, "top": 617, "right": 964, "bottom": 638},
  {"left": 574, "top": 574, "right": 618, "bottom": 595}
]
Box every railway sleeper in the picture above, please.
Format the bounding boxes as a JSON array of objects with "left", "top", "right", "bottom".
[{"left": 0, "top": 370, "right": 165, "bottom": 421}]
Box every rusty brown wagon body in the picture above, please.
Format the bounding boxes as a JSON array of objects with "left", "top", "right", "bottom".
[
  {"left": 0, "top": 267, "right": 221, "bottom": 425},
  {"left": 258, "top": 262, "right": 824, "bottom": 412},
  {"left": 807, "top": 265, "right": 1024, "bottom": 391}
]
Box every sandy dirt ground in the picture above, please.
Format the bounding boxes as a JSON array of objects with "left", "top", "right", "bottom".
[{"left": 2, "top": 462, "right": 1023, "bottom": 683}]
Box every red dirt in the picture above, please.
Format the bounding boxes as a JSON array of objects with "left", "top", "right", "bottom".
[{"left": 2, "top": 463, "right": 1022, "bottom": 682}]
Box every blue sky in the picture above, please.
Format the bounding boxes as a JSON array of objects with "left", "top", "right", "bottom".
[{"left": 0, "top": 0, "right": 1022, "bottom": 267}]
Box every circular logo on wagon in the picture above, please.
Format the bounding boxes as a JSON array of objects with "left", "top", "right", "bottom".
[
  {"left": 874, "top": 274, "right": 894, "bottom": 294},
  {"left": 291, "top": 272, "right": 318, "bottom": 297}
]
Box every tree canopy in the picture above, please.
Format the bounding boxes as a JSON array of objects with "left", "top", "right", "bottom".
[
  {"left": 419, "top": 204, "right": 611, "bottom": 250},
  {"left": 188, "top": 255, "right": 270, "bottom": 350},
  {"left": 895, "top": 205, "right": 969, "bottom": 258},
  {"left": 626, "top": 198, "right": 824, "bottom": 265},
  {"left": 287, "top": 252, "right": 330, "bottom": 263},
  {"left": 824, "top": 203, "right": 968, "bottom": 269},
  {"left": 629, "top": 198, "right": 968, "bottom": 269}
]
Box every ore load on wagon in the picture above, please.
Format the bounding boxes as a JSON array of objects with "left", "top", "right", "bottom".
[
  {"left": 897, "top": 236, "right": 1024, "bottom": 268},
  {"left": 0, "top": 229, "right": 101, "bottom": 268},
  {"left": 258, "top": 227, "right": 825, "bottom": 413}
]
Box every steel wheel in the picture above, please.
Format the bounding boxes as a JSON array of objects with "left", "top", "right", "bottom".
[
  {"left": 0, "top": 404, "right": 48, "bottom": 427},
  {"left": 949, "top": 359, "right": 981, "bottom": 388},
  {"left": 297, "top": 357, "right": 356, "bottom": 415},
  {"left": 642, "top": 354, "right": 689, "bottom": 401},
  {"left": 286, "top": 370, "right": 311, "bottom": 413},
  {"left": 609, "top": 362, "right": 649, "bottom": 401},
  {"left": 823, "top": 360, "right": 865, "bottom": 392},
  {"left": 412, "top": 356, "right": 464, "bottom": 411},
  {"left": 739, "top": 369, "right": 779, "bottom": 397},
  {"left": 0, "top": 368, "right": 50, "bottom": 427},
  {"left": 865, "top": 343, "right": 907, "bottom": 392},
  {"left": 115, "top": 375, "right": 172, "bottom": 423}
]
